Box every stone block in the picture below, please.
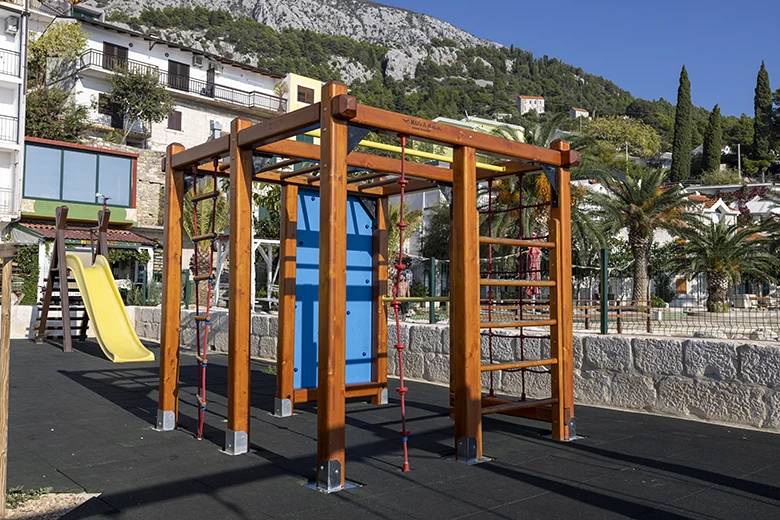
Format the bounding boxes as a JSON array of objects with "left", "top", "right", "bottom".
[
  {"left": 401, "top": 352, "right": 424, "bottom": 379},
  {"left": 683, "top": 340, "right": 738, "bottom": 380},
  {"left": 516, "top": 336, "right": 547, "bottom": 360},
  {"left": 387, "top": 348, "right": 398, "bottom": 376},
  {"left": 610, "top": 373, "right": 656, "bottom": 410},
  {"left": 387, "top": 322, "right": 410, "bottom": 350},
  {"left": 423, "top": 353, "right": 450, "bottom": 384},
  {"left": 480, "top": 332, "right": 515, "bottom": 363},
  {"left": 583, "top": 336, "right": 632, "bottom": 372},
  {"left": 257, "top": 336, "right": 277, "bottom": 360},
  {"left": 409, "top": 324, "right": 445, "bottom": 353},
  {"left": 440, "top": 326, "right": 450, "bottom": 355},
  {"left": 251, "top": 314, "right": 269, "bottom": 337},
  {"left": 656, "top": 377, "right": 766, "bottom": 427},
  {"left": 501, "top": 369, "right": 550, "bottom": 400},
  {"left": 738, "top": 343, "right": 780, "bottom": 388},
  {"left": 765, "top": 391, "right": 780, "bottom": 430},
  {"left": 633, "top": 337, "right": 683, "bottom": 376},
  {"left": 574, "top": 370, "right": 611, "bottom": 404},
  {"left": 573, "top": 334, "right": 583, "bottom": 370},
  {"left": 268, "top": 315, "right": 279, "bottom": 338}
]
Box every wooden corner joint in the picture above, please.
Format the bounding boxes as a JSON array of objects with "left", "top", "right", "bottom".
[
  {"left": 561, "top": 150, "right": 581, "bottom": 168},
  {"left": 332, "top": 94, "right": 358, "bottom": 120}
]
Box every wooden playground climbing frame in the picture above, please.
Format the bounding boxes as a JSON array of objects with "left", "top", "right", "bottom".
[{"left": 157, "top": 81, "right": 579, "bottom": 492}]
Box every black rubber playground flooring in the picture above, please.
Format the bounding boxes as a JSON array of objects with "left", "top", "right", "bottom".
[{"left": 8, "top": 338, "right": 780, "bottom": 519}]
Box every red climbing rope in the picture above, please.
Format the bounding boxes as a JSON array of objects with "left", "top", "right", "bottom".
[
  {"left": 191, "top": 157, "right": 220, "bottom": 439},
  {"left": 391, "top": 135, "right": 411, "bottom": 473}
]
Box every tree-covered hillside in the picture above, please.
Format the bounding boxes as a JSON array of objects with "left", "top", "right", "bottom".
[{"left": 109, "top": 7, "right": 749, "bottom": 152}]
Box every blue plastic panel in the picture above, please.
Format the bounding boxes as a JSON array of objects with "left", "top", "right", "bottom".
[{"left": 294, "top": 189, "right": 375, "bottom": 389}]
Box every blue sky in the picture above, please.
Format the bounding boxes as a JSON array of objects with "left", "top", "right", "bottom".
[{"left": 378, "top": 0, "right": 778, "bottom": 117}]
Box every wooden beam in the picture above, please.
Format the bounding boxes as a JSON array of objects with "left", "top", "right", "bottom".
[
  {"left": 346, "top": 171, "right": 390, "bottom": 184},
  {"left": 481, "top": 396, "right": 553, "bottom": 422},
  {"left": 157, "top": 143, "right": 185, "bottom": 431},
  {"left": 381, "top": 178, "right": 439, "bottom": 197},
  {"left": 479, "top": 279, "right": 556, "bottom": 288},
  {"left": 481, "top": 358, "right": 557, "bottom": 372},
  {"left": 294, "top": 382, "right": 386, "bottom": 403},
  {"left": 549, "top": 140, "right": 575, "bottom": 441},
  {"left": 171, "top": 135, "right": 229, "bottom": 170},
  {"left": 255, "top": 139, "right": 453, "bottom": 183},
  {"left": 345, "top": 101, "right": 564, "bottom": 166},
  {"left": 226, "top": 118, "right": 254, "bottom": 455},
  {"left": 0, "top": 246, "right": 17, "bottom": 518},
  {"left": 482, "top": 397, "right": 558, "bottom": 416},
  {"left": 357, "top": 177, "right": 399, "bottom": 190},
  {"left": 252, "top": 170, "right": 384, "bottom": 197},
  {"left": 316, "top": 81, "right": 349, "bottom": 492},
  {"left": 450, "top": 145, "right": 482, "bottom": 463},
  {"left": 237, "top": 103, "right": 321, "bottom": 149},
  {"left": 279, "top": 165, "right": 319, "bottom": 180},
  {"left": 255, "top": 158, "right": 302, "bottom": 175},
  {"left": 274, "top": 185, "right": 298, "bottom": 418},
  {"left": 372, "top": 198, "right": 389, "bottom": 405}
]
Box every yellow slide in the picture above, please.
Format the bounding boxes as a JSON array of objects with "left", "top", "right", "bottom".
[{"left": 65, "top": 254, "right": 155, "bottom": 363}]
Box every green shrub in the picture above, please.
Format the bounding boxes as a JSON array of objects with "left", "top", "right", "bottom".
[
  {"left": 410, "top": 281, "right": 428, "bottom": 298},
  {"left": 650, "top": 294, "right": 666, "bottom": 308}
]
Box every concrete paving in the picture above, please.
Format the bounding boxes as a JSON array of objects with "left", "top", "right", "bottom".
[{"left": 8, "top": 339, "right": 780, "bottom": 519}]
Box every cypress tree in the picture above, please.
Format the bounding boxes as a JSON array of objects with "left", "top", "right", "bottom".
[
  {"left": 670, "top": 66, "right": 692, "bottom": 182},
  {"left": 752, "top": 61, "right": 771, "bottom": 159},
  {"left": 702, "top": 104, "right": 722, "bottom": 174}
]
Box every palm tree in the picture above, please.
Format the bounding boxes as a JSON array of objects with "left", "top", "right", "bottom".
[
  {"left": 666, "top": 219, "right": 778, "bottom": 312},
  {"left": 589, "top": 168, "right": 693, "bottom": 302},
  {"left": 182, "top": 178, "right": 231, "bottom": 306}
]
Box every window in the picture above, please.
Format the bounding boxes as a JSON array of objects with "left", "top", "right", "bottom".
[
  {"left": 102, "top": 42, "right": 128, "bottom": 71},
  {"left": 297, "top": 86, "right": 314, "bottom": 104},
  {"left": 167, "top": 110, "right": 182, "bottom": 131},
  {"left": 167, "top": 60, "right": 190, "bottom": 92},
  {"left": 675, "top": 278, "right": 688, "bottom": 294},
  {"left": 98, "top": 93, "right": 123, "bottom": 129},
  {"left": 23, "top": 143, "right": 134, "bottom": 207}
]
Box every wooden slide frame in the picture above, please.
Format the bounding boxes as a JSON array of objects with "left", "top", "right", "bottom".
[{"left": 157, "top": 81, "right": 578, "bottom": 492}]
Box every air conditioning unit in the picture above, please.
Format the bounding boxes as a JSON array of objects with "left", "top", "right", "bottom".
[
  {"left": 210, "top": 62, "right": 224, "bottom": 75},
  {"left": 192, "top": 55, "right": 205, "bottom": 68},
  {"left": 5, "top": 17, "right": 19, "bottom": 35}
]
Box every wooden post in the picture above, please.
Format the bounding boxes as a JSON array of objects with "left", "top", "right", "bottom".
[
  {"left": 371, "top": 197, "right": 389, "bottom": 405},
  {"left": 316, "top": 81, "right": 349, "bottom": 492},
  {"left": 0, "top": 243, "right": 19, "bottom": 519},
  {"left": 157, "top": 143, "right": 185, "bottom": 432},
  {"left": 226, "top": 117, "right": 254, "bottom": 455},
  {"left": 451, "top": 146, "right": 482, "bottom": 463},
  {"left": 275, "top": 184, "right": 298, "bottom": 417},
  {"left": 549, "top": 140, "right": 575, "bottom": 441},
  {"left": 36, "top": 207, "right": 69, "bottom": 345}
]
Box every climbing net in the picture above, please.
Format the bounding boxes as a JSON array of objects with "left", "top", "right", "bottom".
[
  {"left": 390, "top": 135, "right": 411, "bottom": 472},
  {"left": 190, "top": 157, "right": 220, "bottom": 439},
  {"left": 480, "top": 172, "right": 553, "bottom": 400}
]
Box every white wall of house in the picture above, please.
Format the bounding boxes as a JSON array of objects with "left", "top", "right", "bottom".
[{"left": 0, "top": 4, "right": 25, "bottom": 230}]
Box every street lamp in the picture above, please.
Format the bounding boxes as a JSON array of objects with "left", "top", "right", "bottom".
[{"left": 96, "top": 192, "right": 111, "bottom": 211}]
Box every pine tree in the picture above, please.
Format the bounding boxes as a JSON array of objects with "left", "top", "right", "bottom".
[
  {"left": 752, "top": 61, "right": 772, "bottom": 159},
  {"left": 670, "top": 66, "right": 692, "bottom": 182},
  {"left": 702, "top": 104, "right": 722, "bottom": 174}
]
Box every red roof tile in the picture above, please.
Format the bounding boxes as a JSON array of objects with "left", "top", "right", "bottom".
[{"left": 18, "top": 221, "right": 156, "bottom": 246}]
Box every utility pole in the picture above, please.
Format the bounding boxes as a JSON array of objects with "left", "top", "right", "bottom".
[{"left": 737, "top": 143, "right": 742, "bottom": 178}]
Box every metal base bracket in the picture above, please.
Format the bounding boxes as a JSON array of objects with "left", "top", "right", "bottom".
[
  {"left": 455, "top": 436, "right": 487, "bottom": 465},
  {"left": 273, "top": 397, "right": 293, "bottom": 418},
  {"left": 154, "top": 410, "right": 175, "bottom": 431},
  {"left": 316, "top": 459, "right": 344, "bottom": 493},
  {"left": 377, "top": 388, "right": 388, "bottom": 405},
  {"left": 224, "top": 429, "right": 249, "bottom": 455},
  {"left": 545, "top": 417, "right": 580, "bottom": 442}
]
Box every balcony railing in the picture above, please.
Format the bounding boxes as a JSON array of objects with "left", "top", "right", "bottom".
[
  {"left": 78, "top": 49, "right": 287, "bottom": 113},
  {"left": 80, "top": 49, "right": 160, "bottom": 76},
  {"left": 160, "top": 72, "right": 287, "bottom": 113},
  {"left": 0, "top": 115, "right": 18, "bottom": 143},
  {"left": 0, "top": 49, "right": 20, "bottom": 78}
]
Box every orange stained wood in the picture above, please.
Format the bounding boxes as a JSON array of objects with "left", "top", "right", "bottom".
[
  {"left": 479, "top": 279, "right": 556, "bottom": 288},
  {"left": 478, "top": 236, "right": 556, "bottom": 248},
  {"left": 450, "top": 145, "right": 482, "bottom": 460},
  {"left": 171, "top": 135, "right": 229, "bottom": 170},
  {"left": 236, "top": 103, "right": 321, "bottom": 149},
  {"left": 549, "top": 139, "right": 575, "bottom": 441},
  {"left": 347, "top": 101, "right": 564, "bottom": 166},
  {"left": 159, "top": 143, "right": 185, "bottom": 420},
  {"left": 482, "top": 397, "right": 559, "bottom": 416},
  {"left": 294, "top": 382, "right": 387, "bottom": 403},
  {"left": 481, "top": 396, "right": 553, "bottom": 422},
  {"left": 480, "top": 358, "right": 558, "bottom": 372},
  {"left": 372, "top": 198, "right": 389, "bottom": 404},
  {"left": 316, "top": 81, "right": 349, "bottom": 489},
  {"left": 227, "top": 118, "right": 254, "bottom": 436},
  {"left": 276, "top": 185, "right": 298, "bottom": 409}
]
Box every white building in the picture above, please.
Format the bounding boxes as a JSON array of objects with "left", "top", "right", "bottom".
[
  {"left": 0, "top": 0, "right": 27, "bottom": 234},
  {"left": 30, "top": 15, "right": 288, "bottom": 151},
  {"left": 518, "top": 95, "right": 544, "bottom": 115},
  {"left": 570, "top": 107, "right": 589, "bottom": 119}
]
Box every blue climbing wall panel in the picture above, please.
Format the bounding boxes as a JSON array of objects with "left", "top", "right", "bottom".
[{"left": 294, "top": 189, "right": 375, "bottom": 389}]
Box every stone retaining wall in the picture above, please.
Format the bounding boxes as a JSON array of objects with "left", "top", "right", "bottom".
[{"left": 132, "top": 307, "right": 780, "bottom": 432}]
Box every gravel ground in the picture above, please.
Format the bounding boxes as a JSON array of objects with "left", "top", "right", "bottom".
[{"left": 7, "top": 493, "right": 100, "bottom": 520}]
